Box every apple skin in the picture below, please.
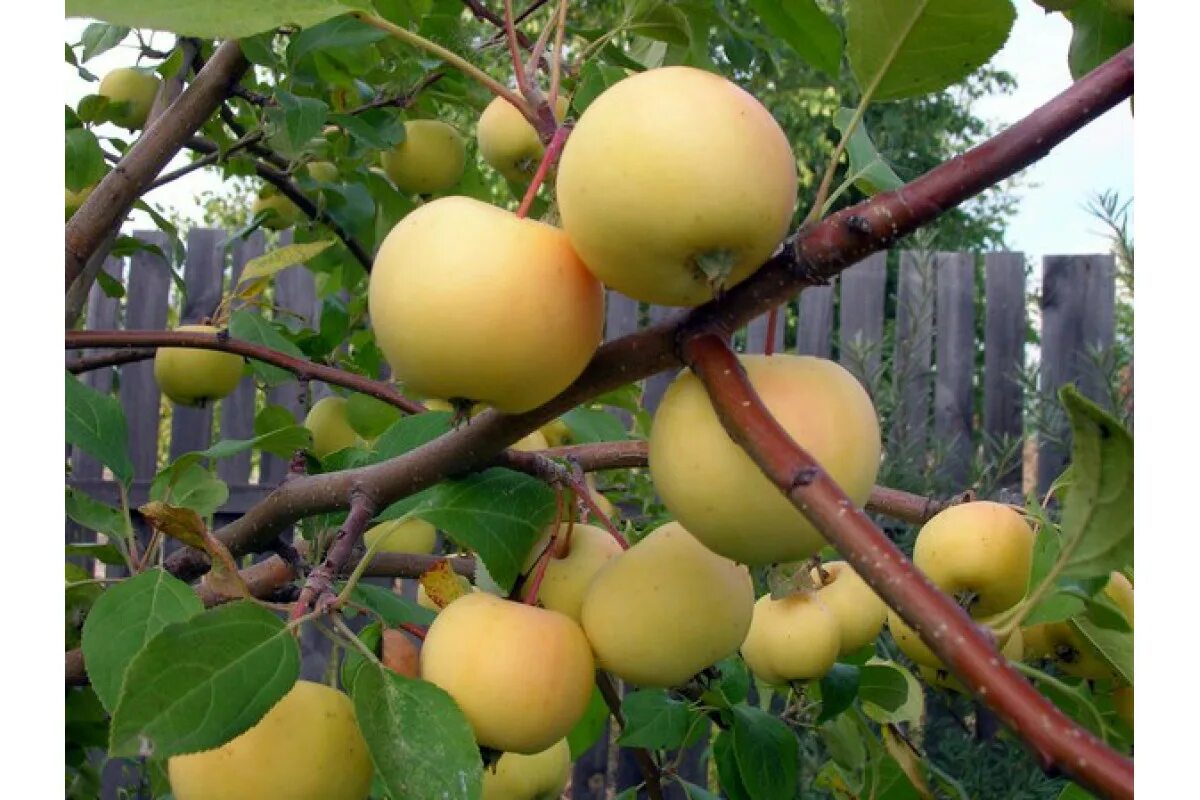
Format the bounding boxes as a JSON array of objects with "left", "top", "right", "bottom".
[
  {"left": 482, "top": 738, "right": 571, "bottom": 800},
  {"left": 912, "top": 501, "right": 1034, "bottom": 617},
  {"left": 306, "top": 160, "right": 339, "bottom": 182},
  {"left": 380, "top": 120, "right": 466, "bottom": 195},
  {"left": 811, "top": 561, "right": 887, "bottom": 655},
  {"left": 477, "top": 95, "right": 569, "bottom": 183},
  {"left": 153, "top": 325, "right": 245, "bottom": 407},
  {"left": 421, "top": 592, "right": 594, "bottom": 754},
  {"left": 369, "top": 196, "right": 603, "bottom": 413},
  {"left": 304, "top": 396, "right": 364, "bottom": 458},
  {"left": 649, "top": 354, "right": 881, "bottom": 566},
  {"left": 556, "top": 66, "right": 797, "bottom": 306},
  {"left": 98, "top": 67, "right": 161, "bottom": 129},
  {"left": 1024, "top": 571, "right": 1133, "bottom": 680},
  {"left": 740, "top": 592, "right": 840, "bottom": 685},
  {"left": 251, "top": 191, "right": 303, "bottom": 230},
  {"left": 519, "top": 523, "right": 623, "bottom": 622},
  {"left": 363, "top": 518, "right": 437, "bottom": 555},
  {"left": 580, "top": 521, "right": 754, "bottom": 688},
  {"left": 540, "top": 418, "right": 572, "bottom": 447},
  {"left": 167, "top": 680, "right": 373, "bottom": 800}
]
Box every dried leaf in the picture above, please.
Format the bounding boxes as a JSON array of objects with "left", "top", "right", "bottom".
[{"left": 419, "top": 560, "right": 471, "bottom": 609}]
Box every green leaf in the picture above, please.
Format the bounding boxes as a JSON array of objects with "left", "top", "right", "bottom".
[
  {"left": 349, "top": 583, "right": 436, "bottom": 628},
  {"left": 846, "top": 0, "right": 1016, "bottom": 102},
  {"left": 1069, "top": 618, "right": 1133, "bottom": 684},
  {"left": 81, "top": 568, "right": 203, "bottom": 714},
  {"left": 705, "top": 656, "right": 750, "bottom": 707},
  {"left": 65, "top": 541, "right": 128, "bottom": 566},
  {"left": 288, "top": 13, "right": 387, "bottom": 62},
  {"left": 80, "top": 22, "right": 130, "bottom": 61},
  {"left": 619, "top": 690, "right": 697, "bottom": 749},
  {"left": 236, "top": 240, "right": 333, "bottom": 294},
  {"left": 371, "top": 410, "right": 452, "bottom": 462},
  {"left": 1059, "top": 783, "right": 1098, "bottom": 800},
  {"left": 859, "top": 661, "right": 924, "bottom": 724},
  {"left": 95, "top": 268, "right": 126, "bottom": 298},
  {"left": 66, "top": 372, "right": 133, "bottom": 486},
  {"left": 713, "top": 728, "right": 753, "bottom": 800},
  {"left": 109, "top": 601, "right": 300, "bottom": 758},
  {"left": 340, "top": 621, "right": 382, "bottom": 693},
  {"left": 567, "top": 686, "right": 610, "bottom": 760},
  {"left": 573, "top": 61, "right": 629, "bottom": 113},
  {"left": 1066, "top": 0, "right": 1134, "bottom": 81},
  {"left": 748, "top": 0, "right": 843, "bottom": 77},
  {"left": 267, "top": 90, "right": 330, "bottom": 155},
  {"left": 150, "top": 462, "right": 229, "bottom": 517},
  {"left": 66, "top": 127, "right": 108, "bottom": 192},
  {"left": 834, "top": 108, "right": 904, "bottom": 196},
  {"left": 66, "top": 0, "right": 367, "bottom": 39},
  {"left": 331, "top": 108, "right": 407, "bottom": 149},
  {"left": 731, "top": 705, "right": 798, "bottom": 800},
  {"left": 817, "top": 662, "right": 861, "bottom": 722},
  {"left": 563, "top": 406, "right": 630, "bottom": 444},
  {"left": 820, "top": 713, "right": 867, "bottom": 771},
  {"left": 65, "top": 487, "right": 126, "bottom": 539},
  {"left": 680, "top": 781, "right": 721, "bottom": 800},
  {"left": 227, "top": 309, "right": 306, "bottom": 387},
  {"left": 352, "top": 663, "right": 483, "bottom": 800},
  {"left": 346, "top": 393, "right": 403, "bottom": 440},
  {"left": 1058, "top": 386, "right": 1134, "bottom": 580}
]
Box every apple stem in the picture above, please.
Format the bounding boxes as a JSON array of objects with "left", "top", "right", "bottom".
[
  {"left": 522, "top": 538, "right": 556, "bottom": 607},
  {"left": 552, "top": 495, "right": 575, "bottom": 559},
  {"left": 516, "top": 123, "right": 571, "bottom": 219},
  {"left": 565, "top": 469, "right": 628, "bottom": 549}
]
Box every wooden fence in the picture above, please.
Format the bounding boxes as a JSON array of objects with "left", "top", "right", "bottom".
[{"left": 67, "top": 229, "right": 1122, "bottom": 799}]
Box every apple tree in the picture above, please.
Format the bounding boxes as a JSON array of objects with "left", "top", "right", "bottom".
[{"left": 65, "top": 1, "right": 1135, "bottom": 798}]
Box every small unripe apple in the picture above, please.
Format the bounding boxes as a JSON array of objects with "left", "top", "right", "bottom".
[
  {"left": 66, "top": 184, "right": 95, "bottom": 218},
  {"left": 167, "top": 680, "right": 373, "bottom": 800},
  {"left": 421, "top": 592, "right": 594, "bottom": 753},
  {"left": 912, "top": 501, "right": 1034, "bottom": 617},
  {"left": 363, "top": 518, "right": 437, "bottom": 555},
  {"left": 251, "top": 190, "right": 303, "bottom": 230},
  {"left": 306, "top": 160, "right": 339, "bottom": 182},
  {"left": 580, "top": 521, "right": 754, "bottom": 688},
  {"left": 740, "top": 591, "right": 840, "bottom": 686},
  {"left": 556, "top": 66, "right": 797, "bottom": 306},
  {"left": 380, "top": 120, "right": 466, "bottom": 195},
  {"left": 369, "top": 196, "right": 603, "bottom": 413},
  {"left": 811, "top": 561, "right": 887, "bottom": 655},
  {"left": 482, "top": 738, "right": 571, "bottom": 800},
  {"left": 649, "top": 354, "right": 881, "bottom": 566},
  {"left": 304, "top": 396, "right": 364, "bottom": 458},
  {"left": 477, "top": 95, "right": 569, "bottom": 183},
  {"left": 519, "top": 523, "right": 623, "bottom": 622},
  {"left": 98, "top": 67, "right": 160, "bottom": 130},
  {"left": 153, "top": 325, "right": 245, "bottom": 407}
]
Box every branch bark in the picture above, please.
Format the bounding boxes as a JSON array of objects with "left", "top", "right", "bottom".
[
  {"left": 681, "top": 333, "right": 1132, "bottom": 800},
  {"left": 66, "top": 40, "right": 249, "bottom": 293}
]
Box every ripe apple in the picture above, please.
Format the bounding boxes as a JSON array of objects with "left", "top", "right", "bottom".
[
  {"left": 306, "top": 160, "right": 339, "bottom": 182},
  {"left": 1024, "top": 571, "right": 1132, "bottom": 680},
  {"left": 556, "top": 66, "right": 797, "bottom": 306},
  {"left": 477, "top": 95, "right": 569, "bottom": 183},
  {"left": 483, "top": 738, "right": 571, "bottom": 800},
  {"left": 421, "top": 592, "right": 594, "bottom": 753},
  {"left": 580, "top": 520, "right": 754, "bottom": 688},
  {"left": 167, "top": 680, "right": 372, "bottom": 800},
  {"left": 811, "top": 561, "right": 887, "bottom": 655},
  {"left": 304, "top": 396, "right": 364, "bottom": 458},
  {"left": 912, "top": 501, "right": 1034, "bottom": 617},
  {"left": 368, "top": 196, "right": 603, "bottom": 413},
  {"left": 363, "top": 518, "right": 437, "bottom": 555},
  {"left": 519, "top": 523, "right": 623, "bottom": 622},
  {"left": 540, "top": 418, "right": 572, "bottom": 447},
  {"left": 649, "top": 354, "right": 881, "bottom": 566},
  {"left": 153, "top": 325, "right": 245, "bottom": 407},
  {"left": 513, "top": 429, "right": 550, "bottom": 452},
  {"left": 98, "top": 67, "right": 161, "bottom": 130},
  {"left": 66, "top": 184, "right": 95, "bottom": 218},
  {"left": 380, "top": 120, "right": 466, "bottom": 195},
  {"left": 251, "top": 190, "right": 303, "bottom": 230},
  {"left": 740, "top": 591, "right": 840, "bottom": 685}
]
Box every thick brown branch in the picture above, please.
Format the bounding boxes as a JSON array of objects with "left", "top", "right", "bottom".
[
  {"left": 682, "top": 333, "right": 1132, "bottom": 800},
  {"left": 865, "top": 485, "right": 975, "bottom": 526},
  {"left": 64, "top": 329, "right": 425, "bottom": 414},
  {"left": 66, "top": 41, "right": 249, "bottom": 293}
]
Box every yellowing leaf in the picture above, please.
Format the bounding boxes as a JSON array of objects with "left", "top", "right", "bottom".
[
  {"left": 235, "top": 240, "right": 333, "bottom": 299},
  {"left": 139, "top": 501, "right": 206, "bottom": 550},
  {"left": 882, "top": 724, "right": 933, "bottom": 799},
  {"left": 419, "top": 560, "right": 471, "bottom": 609}
]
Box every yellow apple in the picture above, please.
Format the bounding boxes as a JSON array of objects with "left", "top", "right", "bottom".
[
  {"left": 912, "top": 501, "right": 1034, "bottom": 617},
  {"left": 483, "top": 738, "right": 571, "bottom": 800},
  {"left": 556, "top": 66, "right": 797, "bottom": 306},
  {"left": 740, "top": 591, "right": 840, "bottom": 686},
  {"left": 153, "top": 325, "right": 245, "bottom": 407},
  {"left": 66, "top": 184, "right": 95, "bottom": 218},
  {"left": 580, "top": 521, "right": 753, "bottom": 688},
  {"left": 304, "top": 396, "right": 364, "bottom": 458},
  {"left": 167, "top": 680, "right": 372, "bottom": 800},
  {"left": 369, "top": 196, "right": 603, "bottom": 413},
  {"left": 98, "top": 67, "right": 160, "bottom": 130},
  {"left": 513, "top": 429, "right": 550, "bottom": 452},
  {"left": 649, "top": 354, "right": 880, "bottom": 566},
  {"left": 477, "top": 95, "right": 569, "bottom": 183},
  {"left": 421, "top": 592, "right": 594, "bottom": 753},
  {"left": 380, "top": 120, "right": 465, "bottom": 195},
  {"left": 519, "top": 523, "right": 623, "bottom": 622},
  {"left": 811, "top": 561, "right": 887, "bottom": 655},
  {"left": 1025, "top": 572, "right": 1133, "bottom": 680},
  {"left": 251, "top": 190, "right": 303, "bottom": 230},
  {"left": 583, "top": 474, "right": 616, "bottom": 523},
  {"left": 540, "top": 418, "right": 572, "bottom": 447},
  {"left": 363, "top": 518, "right": 437, "bottom": 555},
  {"left": 306, "top": 160, "right": 339, "bottom": 182}
]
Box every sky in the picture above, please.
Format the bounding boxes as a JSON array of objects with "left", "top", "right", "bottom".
[{"left": 65, "top": 3, "right": 1133, "bottom": 258}]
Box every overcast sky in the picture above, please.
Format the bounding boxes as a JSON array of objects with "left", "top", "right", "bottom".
[{"left": 65, "top": 3, "right": 1132, "bottom": 258}]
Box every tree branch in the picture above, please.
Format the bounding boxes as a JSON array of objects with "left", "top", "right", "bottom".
[
  {"left": 67, "top": 348, "right": 157, "bottom": 374},
  {"left": 66, "top": 40, "right": 249, "bottom": 293},
  {"left": 681, "top": 333, "right": 1132, "bottom": 800},
  {"left": 291, "top": 492, "right": 377, "bottom": 619}
]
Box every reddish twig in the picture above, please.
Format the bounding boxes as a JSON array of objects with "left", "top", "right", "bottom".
[
  {"left": 64, "top": 329, "right": 425, "bottom": 414},
  {"left": 67, "top": 348, "right": 157, "bottom": 373},
  {"left": 682, "top": 333, "right": 1132, "bottom": 800},
  {"left": 516, "top": 122, "right": 571, "bottom": 218},
  {"left": 503, "top": 0, "right": 533, "bottom": 99},
  {"left": 291, "top": 492, "right": 378, "bottom": 620},
  {"left": 866, "top": 485, "right": 975, "bottom": 525}
]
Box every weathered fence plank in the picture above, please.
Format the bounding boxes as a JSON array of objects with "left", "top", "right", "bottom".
[
  {"left": 72, "top": 258, "right": 124, "bottom": 481},
  {"left": 120, "top": 232, "right": 172, "bottom": 480},
  {"left": 934, "top": 253, "right": 976, "bottom": 487},
  {"left": 983, "top": 253, "right": 1026, "bottom": 488},
  {"left": 889, "top": 251, "right": 935, "bottom": 459},
  {"left": 838, "top": 252, "right": 887, "bottom": 388},
  {"left": 216, "top": 233, "right": 263, "bottom": 485},
  {"left": 796, "top": 283, "right": 834, "bottom": 358},
  {"left": 746, "top": 305, "right": 786, "bottom": 354}
]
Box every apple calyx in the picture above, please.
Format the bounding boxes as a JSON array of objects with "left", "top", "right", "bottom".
[{"left": 691, "top": 248, "right": 738, "bottom": 295}]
